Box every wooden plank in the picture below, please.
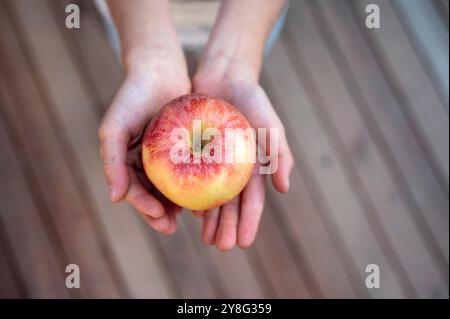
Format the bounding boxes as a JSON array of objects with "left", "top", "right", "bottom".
[
  {"left": 287, "top": 0, "right": 448, "bottom": 297},
  {"left": 352, "top": 0, "right": 449, "bottom": 191},
  {"left": 53, "top": 0, "right": 122, "bottom": 113},
  {"left": 265, "top": 35, "right": 406, "bottom": 297},
  {"left": 4, "top": 0, "right": 181, "bottom": 298},
  {"left": 253, "top": 199, "right": 312, "bottom": 298},
  {"left": 0, "top": 1, "right": 122, "bottom": 298},
  {"left": 0, "top": 84, "right": 70, "bottom": 298},
  {"left": 171, "top": 0, "right": 220, "bottom": 50},
  {"left": 392, "top": 0, "right": 449, "bottom": 108},
  {"left": 265, "top": 38, "right": 386, "bottom": 298},
  {"left": 441, "top": 0, "right": 450, "bottom": 13},
  {"left": 150, "top": 215, "right": 219, "bottom": 298},
  {"left": 179, "top": 217, "right": 228, "bottom": 298},
  {"left": 0, "top": 221, "right": 23, "bottom": 298},
  {"left": 316, "top": 0, "right": 449, "bottom": 271},
  {"left": 434, "top": 0, "right": 449, "bottom": 27},
  {"left": 264, "top": 21, "right": 364, "bottom": 297},
  {"left": 265, "top": 166, "right": 358, "bottom": 298},
  {"left": 196, "top": 207, "right": 312, "bottom": 298},
  {"left": 266, "top": 82, "right": 361, "bottom": 297},
  {"left": 263, "top": 52, "right": 361, "bottom": 299},
  {"left": 181, "top": 191, "right": 312, "bottom": 299},
  {"left": 184, "top": 216, "right": 270, "bottom": 298}
]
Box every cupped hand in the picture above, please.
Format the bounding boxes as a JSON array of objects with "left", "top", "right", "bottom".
[
  {"left": 192, "top": 59, "right": 294, "bottom": 250},
  {"left": 98, "top": 52, "right": 191, "bottom": 235}
]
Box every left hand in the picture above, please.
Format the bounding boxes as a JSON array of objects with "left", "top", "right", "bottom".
[{"left": 192, "top": 56, "right": 294, "bottom": 250}]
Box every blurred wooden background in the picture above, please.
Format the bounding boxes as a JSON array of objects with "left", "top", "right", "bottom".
[{"left": 0, "top": 0, "right": 448, "bottom": 298}]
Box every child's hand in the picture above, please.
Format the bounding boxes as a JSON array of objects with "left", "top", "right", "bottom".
[
  {"left": 98, "top": 50, "right": 190, "bottom": 235},
  {"left": 192, "top": 56, "right": 294, "bottom": 250}
]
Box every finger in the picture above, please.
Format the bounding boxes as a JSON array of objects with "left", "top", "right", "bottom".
[
  {"left": 201, "top": 208, "right": 220, "bottom": 245},
  {"left": 271, "top": 130, "right": 294, "bottom": 193},
  {"left": 135, "top": 170, "right": 178, "bottom": 234},
  {"left": 126, "top": 166, "right": 165, "bottom": 218},
  {"left": 237, "top": 174, "right": 266, "bottom": 248},
  {"left": 140, "top": 213, "right": 172, "bottom": 234},
  {"left": 247, "top": 89, "right": 294, "bottom": 193},
  {"left": 215, "top": 196, "right": 240, "bottom": 251},
  {"left": 161, "top": 206, "right": 178, "bottom": 235},
  {"left": 163, "top": 216, "right": 177, "bottom": 235}
]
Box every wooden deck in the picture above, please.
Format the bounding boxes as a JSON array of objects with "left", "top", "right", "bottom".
[{"left": 0, "top": 0, "right": 448, "bottom": 298}]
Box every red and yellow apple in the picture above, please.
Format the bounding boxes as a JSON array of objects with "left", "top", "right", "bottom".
[{"left": 142, "top": 94, "right": 255, "bottom": 211}]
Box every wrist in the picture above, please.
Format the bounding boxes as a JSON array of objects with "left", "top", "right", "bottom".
[
  {"left": 194, "top": 48, "right": 260, "bottom": 93},
  {"left": 196, "top": 0, "right": 286, "bottom": 82},
  {"left": 123, "top": 42, "right": 185, "bottom": 73},
  {"left": 194, "top": 26, "right": 267, "bottom": 87},
  {"left": 125, "top": 45, "right": 190, "bottom": 93},
  {"left": 122, "top": 45, "right": 191, "bottom": 100}
]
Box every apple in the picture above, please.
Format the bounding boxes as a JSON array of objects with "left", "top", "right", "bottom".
[{"left": 142, "top": 93, "right": 256, "bottom": 211}]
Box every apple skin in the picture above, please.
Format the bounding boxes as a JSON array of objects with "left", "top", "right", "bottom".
[{"left": 142, "top": 93, "right": 255, "bottom": 211}]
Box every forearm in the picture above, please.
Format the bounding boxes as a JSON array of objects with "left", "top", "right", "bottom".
[
  {"left": 107, "top": 0, "right": 185, "bottom": 73},
  {"left": 198, "top": 0, "right": 287, "bottom": 81}
]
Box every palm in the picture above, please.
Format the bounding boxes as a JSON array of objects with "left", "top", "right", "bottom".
[
  {"left": 99, "top": 72, "right": 190, "bottom": 234},
  {"left": 193, "top": 79, "right": 293, "bottom": 250}
]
